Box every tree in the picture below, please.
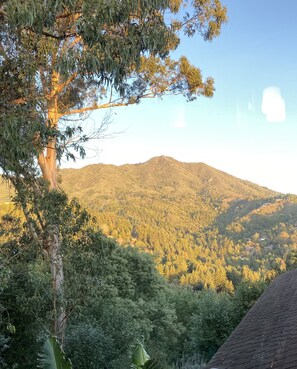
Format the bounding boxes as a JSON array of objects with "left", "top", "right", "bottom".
[
  {"left": 0, "top": 213, "right": 186, "bottom": 368},
  {"left": 0, "top": 0, "right": 227, "bottom": 340},
  {"left": 187, "top": 290, "right": 234, "bottom": 361}
]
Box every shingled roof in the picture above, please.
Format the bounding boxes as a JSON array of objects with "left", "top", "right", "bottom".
[{"left": 206, "top": 269, "right": 297, "bottom": 369}]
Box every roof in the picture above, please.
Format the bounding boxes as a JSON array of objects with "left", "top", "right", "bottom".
[{"left": 206, "top": 269, "right": 297, "bottom": 369}]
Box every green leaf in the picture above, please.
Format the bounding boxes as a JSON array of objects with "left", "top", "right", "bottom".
[
  {"left": 131, "top": 342, "right": 150, "bottom": 367},
  {"left": 37, "top": 336, "right": 72, "bottom": 369}
]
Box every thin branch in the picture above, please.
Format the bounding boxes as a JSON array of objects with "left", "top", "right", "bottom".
[
  {"left": 61, "top": 35, "right": 82, "bottom": 56},
  {"left": 25, "top": 27, "right": 77, "bottom": 40},
  {"left": 180, "top": 15, "right": 197, "bottom": 29},
  {"left": 58, "top": 90, "right": 178, "bottom": 118},
  {"left": 25, "top": 27, "right": 60, "bottom": 40},
  {"left": 56, "top": 72, "right": 78, "bottom": 95},
  {"left": 68, "top": 35, "right": 82, "bottom": 50},
  {"left": 59, "top": 101, "right": 132, "bottom": 117},
  {"left": 32, "top": 184, "right": 46, "bottom": 231},
  {"left": 60, "top": 114, "right": 91, "bottom": 123}
]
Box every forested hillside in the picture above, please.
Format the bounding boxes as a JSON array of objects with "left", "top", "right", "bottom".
[
  {"left": 53, "top": 156, "right": 297, "bottom": 290},
  {"left": 2, "top": 156, "right": 297, "bottom": 292}
]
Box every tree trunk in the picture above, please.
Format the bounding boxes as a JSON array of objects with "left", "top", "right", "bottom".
[
  {"left": 38, "top": 89, "right": 66, "bottom": 342},
  {"left": 48, "top": 224, "right": 66, "bottom": 342},
  {"left": 38, "top": 95, "right": 58, "bottom": 190}
]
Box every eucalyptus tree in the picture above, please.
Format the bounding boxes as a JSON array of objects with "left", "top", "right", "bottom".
[{"left": 0, "top": 0, "right": 227, "bottom": 340}]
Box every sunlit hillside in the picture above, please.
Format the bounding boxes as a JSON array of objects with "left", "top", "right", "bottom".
[
  {"left": 2, "top": 156, "right": 297, "bottom": 290},
  {"left": 58, "top": 157, "right": 297, "bottom": 289}
]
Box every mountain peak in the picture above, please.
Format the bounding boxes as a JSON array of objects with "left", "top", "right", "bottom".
[{"left": 146, "top": 156, "right": 179, "bottom": 164}]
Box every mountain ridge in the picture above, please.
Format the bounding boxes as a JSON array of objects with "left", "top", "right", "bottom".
[{"left": 59, "top": 155, "right": 277, "bottom": 204}]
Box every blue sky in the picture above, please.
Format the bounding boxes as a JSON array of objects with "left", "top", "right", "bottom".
[{"left": 65, "top": 0, "right": 297, "bottom": 195}]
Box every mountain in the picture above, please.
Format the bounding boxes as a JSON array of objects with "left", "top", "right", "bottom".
[
  {"left": 59, "top": 155, "right": 277, "bottom": 231},
  {"left": 60, "top": 155, "right": 276, "bottom": 201},
  {"left": 2, "top": 156, "right": 297, "bottom": 290}
]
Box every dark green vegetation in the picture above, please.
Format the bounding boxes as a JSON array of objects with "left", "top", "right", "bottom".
[
  {"left": 0, "top": 198, "right": 265, "bottom": 368},
  {"left": 58, "top": 156, "right": 297, "bottom": 289},
  {"left": 1, "top": 156, "right": 296, "bottom": 367}
]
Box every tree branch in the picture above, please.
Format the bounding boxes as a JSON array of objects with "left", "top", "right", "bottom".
[
  {"left": 25, "top": 27, "right": 77, "bottom": 40},
  {"left": 59, "top": 90, "right": 181, "bottom": 118},
  {"left": 59, "top": 101, "right": 132, "bottom": 117},
  {"left": 61, "top": 35, "right": 82, "bottom": 56},
  {"left": 56, "top": 73, "right": 78, "bottom": 95}
]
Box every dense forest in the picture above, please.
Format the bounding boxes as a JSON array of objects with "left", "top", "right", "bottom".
[{"left": 1, "top": 156, "right": 297, "bottom": 367}]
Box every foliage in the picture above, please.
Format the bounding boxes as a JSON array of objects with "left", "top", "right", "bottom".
[
  {"left": 184, "top": 281, "right": 266, "bottom": 362},
  {"left": 63, "top": 229, "right": 183, "bottom": 369},
  {"left": 131, "top": 342, "right": 163, "bottom": 369},
  {"left": 231, "top": 280, "right": 266, "bottom": 326},
  {"left": 131, "top": 342, "right": 151, "bottom": 368},
  {"left": 0, "top": 260, "right": 52, "bottom": 368},
  {"left": 38, "top": 336, "right": 72, "bottom": 369},
  {"left": 187, "top": 290, "right": 234, "bottom": 360},
  {"left": 0, "top": 204, "right": 180, "bottom": 368},
  {"left": 0, "top": 203, "right": 269, "bottom": 368},
  {"left": 65, "top": 324, "right": 114, "bottom": 369}
]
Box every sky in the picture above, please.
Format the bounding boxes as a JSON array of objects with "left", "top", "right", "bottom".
[{"left": 64, "top": 0, "right": 297, "bottom": 195}]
